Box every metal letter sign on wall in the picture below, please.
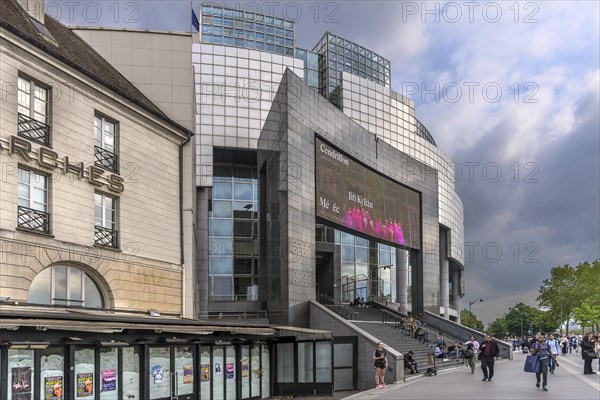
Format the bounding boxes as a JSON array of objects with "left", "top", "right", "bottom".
[{"left": 1, "top": 135, "right": 125, "bottom": 193}]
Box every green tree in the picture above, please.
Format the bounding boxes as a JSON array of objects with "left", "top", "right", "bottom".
[
  {"left": 572, "top": 301, "right": 600, "bottom": 332},
  {"left": 488, "top": 303, "right": 558, "bottom": 338},
  {"left": 575, "top": 260, "right": 600, "bottom": 307},
  {"left": 537, "top": 264, "right": 579, "bottom": 335},
  {"left": 487, "top": 316, "right": 507, "bottom": 338},
  {"left": 460, "top": 309, "right": 484, "bottom": 331}
]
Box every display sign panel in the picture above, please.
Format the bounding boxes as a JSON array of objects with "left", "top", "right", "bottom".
[{"left": 315, "top": 137, "right": 421, "bottom": 249}]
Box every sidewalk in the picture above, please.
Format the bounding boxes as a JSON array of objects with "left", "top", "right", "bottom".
[{"left": 342, "top": 351, "right": 600, "bottom": 400}]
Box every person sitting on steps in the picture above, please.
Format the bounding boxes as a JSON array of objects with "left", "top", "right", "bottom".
[
  {"left": 434, "top": 344, "right": 447, "bottom": 359},
  {"left": 404, "top": 351, "right": 419, "bottom": 374},
  {"left": 414, "top": 327, "right": 426, "bottom": 343}
]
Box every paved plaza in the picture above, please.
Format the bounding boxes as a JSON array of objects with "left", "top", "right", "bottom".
[{"left": 343, "top": 351, "right": 600, "bottom": 400}]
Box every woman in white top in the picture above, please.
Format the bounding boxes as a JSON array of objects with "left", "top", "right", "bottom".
[{"left": 464, "top": 336, "right": 480, "bottom": 373}]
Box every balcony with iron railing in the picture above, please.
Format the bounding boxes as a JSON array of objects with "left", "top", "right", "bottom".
[
  {"left": 17, "top": 205, "right": 50, "bottom": 234},
  {"left": 18, "top": 113, "right": 50, "bottom": 146},
  {"left": 94, "top": 225, "right": 118, "bottom": 248},
  {"left": 94, "top": 145, "right": 118, "bottom": 173}
]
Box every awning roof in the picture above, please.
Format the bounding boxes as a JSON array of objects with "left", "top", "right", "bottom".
[
  {"left": 0, "top": 306, "right": 332, "bottom": 339},
  {"left": 1, "top": 318, "right": 276, "bottom": 336}
]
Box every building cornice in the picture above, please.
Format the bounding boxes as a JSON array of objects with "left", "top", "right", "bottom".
[
  {"left": 1, "top": 28, "right": 191, "bottom": 143},
  {"left": 0, "top": 19, "right": 194, "bottom": 143}
]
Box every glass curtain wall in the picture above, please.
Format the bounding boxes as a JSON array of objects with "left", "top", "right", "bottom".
[
  {"left": 317, "top": 225, "right": 397, "bottom": 303},
  {"left": 200, "top": 5, "right": 295, "bottom": 56},
  {"left": 209, "top": 164, "right": 259, "bottom": 301},
  {"left": 294, "top": 48, "right": 320, "bottom": 91},
  {"left": 311, "top": 32, "right": 391, "bottom": 96}
]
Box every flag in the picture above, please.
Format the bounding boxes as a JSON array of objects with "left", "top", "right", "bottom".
[{"left": 192, "top": 8, "right": 200, "bottom": 32}]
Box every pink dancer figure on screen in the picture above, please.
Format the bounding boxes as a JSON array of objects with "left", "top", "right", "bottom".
[{"left": 392, "top": 221, "right": 405, "bottom": 244}]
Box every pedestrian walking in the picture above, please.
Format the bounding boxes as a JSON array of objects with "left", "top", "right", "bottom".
[
  {"left": 478, "top": 334, "right": 499, "bottom": 381},
  {"left": 464, "top": 335, "right": 480, "bottom": 374},
  {"left": 560, "top": 336, "right": 568, "bottom": 355},
  {"left": 595, "top": 333, "right": 600, "bottom": 373},
  {"left": 545, "top": 334, "right": 561, "bottom": 374},
  {"left": 580, "top": 332, "right": 596, "bottom": 375},
  {"left": 531, "top": 332, "right": 559, "bottom": 392},
  {"left": 373, "top": 342, "right": 388, "bottom": 388},
  {"left": 569, "top": 335, "right": 576, "bottom": 353}
]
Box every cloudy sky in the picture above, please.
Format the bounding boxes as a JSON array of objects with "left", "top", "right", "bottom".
[{"left": 51, "top": 0, "right": 600, "bottom": 324}]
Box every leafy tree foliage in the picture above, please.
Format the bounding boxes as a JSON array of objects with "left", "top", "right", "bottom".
[
  {"left": 536, "top": 260, "right": 599, "bottom": 335},
  {"left": 572, "top": 301, "right": 600, "bottom": 332},
  {"left": 483, "top": 260, "right": 599, "bottom": 338},
  {"left": 487, "top": 316, "right": 507, "bottom": 338},
  {"left": 574, "top": 261, "right": 600, "bottom": 307},
  {"left": 488, "top": 303, "right": 557, "bottom": 338},
  {"left": 460, "top": 309, "right": 484, "bottom": 331}
]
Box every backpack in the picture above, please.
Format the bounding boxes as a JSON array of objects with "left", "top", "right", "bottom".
[{"left": 465, "top": 347, "right": 475, "bottom": 358}]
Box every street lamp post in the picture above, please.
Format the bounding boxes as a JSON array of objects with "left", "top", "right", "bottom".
[{"left": 469, "top": 298, "right": 484, "bottom": 314}]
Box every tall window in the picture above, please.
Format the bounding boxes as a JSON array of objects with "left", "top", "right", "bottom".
[
  {"left": 28, "top": 265, "right": 104, "bottom": 308},
  {"left": 94, "top": 114, "right": 118, "bottom": 172},
  {"left": 17, "top": 76, "right": 50, "bottom": 145},
  {"left": 209, "top": 164, "right": 259, "bottom": 301},
  {"left": 339, "top": 231, "right": 396, "bottom": 303},
  {"left": 17, "top": 167, "right": 50, "bottom": 233},
  {"left": 94, "top": 192, "right": 118, "bottom": 248}
]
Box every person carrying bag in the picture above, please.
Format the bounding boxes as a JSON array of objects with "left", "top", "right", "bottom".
[
  {"left": 530, "top": 333, "right": 559, "bottom": 392},
  {"left": 580, "top": 332, "right": 597, "bottom": 374},
  {"left": 524, "top": 353, "right": 539, "bottom": 373}
]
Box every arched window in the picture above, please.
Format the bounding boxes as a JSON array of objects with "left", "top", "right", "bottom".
[{"left": 28, "top": 265, "right": 104, "bottom": 308}]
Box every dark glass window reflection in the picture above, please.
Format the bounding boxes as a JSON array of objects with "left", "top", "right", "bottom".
[{"left": 209, "top": 164, "right": 259, "bottom": 301}]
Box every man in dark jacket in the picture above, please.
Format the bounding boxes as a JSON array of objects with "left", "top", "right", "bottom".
[
  {"left": 404, "top": 351, "right": 419, "bottom": 374},
  {"left": 478, "top": 334, "right": 500, "bottom": 381}
]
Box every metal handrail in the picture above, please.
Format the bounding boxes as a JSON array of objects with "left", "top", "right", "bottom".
[
  {"left": 318, "top": 294, "right": 358, "bottom": 320},
  {"left": 377, "top": 308, "right": 434, "bottom": 345}
]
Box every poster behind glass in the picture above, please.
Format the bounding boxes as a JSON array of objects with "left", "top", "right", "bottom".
[
  {"left": 40, "top": 347, "right": 63, "bottom": 400},
  {"left": 225, "top": 346, "right": 236, "bottom": 399},
  {"left": 175, "top": 347, "right": 194, "bottom": 396},
  {"left": 149, "top": 347, "right": 170, "bottom": 400},
  {"left": 74, "top": 348, "right": 94, "bottom": 400}
]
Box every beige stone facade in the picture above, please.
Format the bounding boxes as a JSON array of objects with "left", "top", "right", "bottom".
[
  {"left": 71, "top": 28, "right": 198, "bottom": 317},
  {"left": 0, "top": 16, "right": 192, "bottom": 315}
]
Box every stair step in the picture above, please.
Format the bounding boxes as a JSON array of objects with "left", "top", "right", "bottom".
[{"left": 352, "top": 321, "right": 470, "bottom": 372}]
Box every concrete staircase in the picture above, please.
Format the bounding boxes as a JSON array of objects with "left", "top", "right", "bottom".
[{"left": 349, "top": 306, "right": 469, "bottom": 375}]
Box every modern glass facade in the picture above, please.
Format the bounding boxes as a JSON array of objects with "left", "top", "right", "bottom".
[
  {"left": 194, "top": 4, "right": 464, "bottom": 326},
  {"left": 208, "top": 164, "right": 259, "bottom": 301},
  {"left": 200, "top": 4, "right": 295, "bottom": 56},
  {"left": 294, "top": 48, "right": 319, "bottom": 91},
  {"left": 312, "top": 32, "right": 391, "bottom": 96},
  {"left": 415, "top": 117, "right": 437, "bottom": 146},
  {"left": 316, "top": 225, "right": 399, "bottom": 304}
]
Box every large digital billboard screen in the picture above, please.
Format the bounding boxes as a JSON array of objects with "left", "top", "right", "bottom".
[{"left": 315, "top": 136, "right": 421, "bottom": 249}]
